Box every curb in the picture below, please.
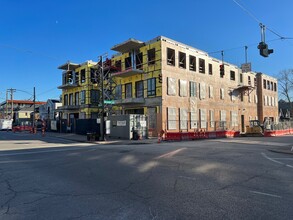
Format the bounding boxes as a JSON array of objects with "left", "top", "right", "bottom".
[{"left": 268, "top": 149, "right": 293, "bottom": 155}]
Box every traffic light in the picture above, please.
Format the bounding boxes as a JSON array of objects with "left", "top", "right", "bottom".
[
  {"left": 219, "top": 64, "right": 225, "bottom": 77},
  {"left": 257, "top": 42, "right": 273, "bottom": 57},
  {"left": 158, "top": 74, "right": 162, "bottom": 83}
]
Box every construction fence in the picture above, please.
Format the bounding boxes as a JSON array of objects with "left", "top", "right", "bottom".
[{"left": 163, "top": 120, "right": 240, "bottom": 132}]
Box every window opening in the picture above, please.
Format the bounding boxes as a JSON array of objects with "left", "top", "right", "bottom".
[
  {"left": 125, "top": 83, "right": 132, "bottom": 98},
  {"left": 136, "top": 53, "right": 143, "bottom": 69},
  {"left": 167, "top": 48, "right": 175, "bottom": 66},
  {"left": 230, "top": 71, "right": 235, "bottom": 80},
  {"left": 189, "top": 55, "right": 196, "bottom": 71},
  {"left": 148, "top": 48, "right": 155, "bottom": 65},
  {"left": 135, "top": 81, "right": 144, "bottom": 98},
  {"left": 125, "top": 56, "right": 132, "bottom": 70},
  {"left": 199, "top": 58, "right": 205, "bottom": 73},
  {"left": 179, "top": 52, "right": 186, "bottom": 69}
]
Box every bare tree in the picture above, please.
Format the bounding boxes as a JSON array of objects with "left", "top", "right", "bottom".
[{"left": 278, "top": 69, "right": 293, "bottom": 103}]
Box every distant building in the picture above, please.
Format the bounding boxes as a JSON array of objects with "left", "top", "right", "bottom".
[
  {"left": 0, "top": 100, "right": 46, "bottom": 121},
  {"left": 39, "top": 99, "right": 62, "bottom": 120}
]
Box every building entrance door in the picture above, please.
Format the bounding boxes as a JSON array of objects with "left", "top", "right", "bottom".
[{"left": 241, "top": 115, "right": 245, "bottom": 133}]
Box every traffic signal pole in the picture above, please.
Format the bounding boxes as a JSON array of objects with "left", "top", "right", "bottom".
[{"left": 99, "top": 56, "right": 105, "bottom": 141}]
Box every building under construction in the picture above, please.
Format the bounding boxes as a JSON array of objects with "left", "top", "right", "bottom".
[{"left": 57, "top": 36, "right": 278, "bottom": 137}]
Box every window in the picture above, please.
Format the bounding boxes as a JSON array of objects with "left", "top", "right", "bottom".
[
  {"left": 75, "top": 92, "right": 79, "bottom": 105},
  {"left": 209, "top": 110, "right": 214, "bottom": 128},
  {"left": 147, "top": 78, "right": 156, "bottom": 96},
  {"left": 81, "top": 69, "right": 86, "bottom": 83},
  {"left": 167, "top": 48, "right": 175, "bottom": 66},
  {"left": 125, "top": 83, "right": 132, "bottom": 98},
  {"left": 231, "top": 90, "right": 237, "bottom": 101},
  {"left": 199, "top": 58, "right": 205, "bottom": 73},
  {"left": 199, "top": 109, "right": 207, "bottom": 129},
  {"left": 271, "top": 81, "right": 273, "bottom": 91},
  {"left": 267, "top": 80, "right": 270, "bottom": 90},
  {"left": 167, "top": 107, "right": 177, "bottom": 130},
  {"left": 136, "top": 52, "right": 143, "bottom": 69},
  {"left": 231, "top": 111, "right": 238, "bottom": 127},
  {"left": 148, "top": 48, "right": 155, "bottom": 65},
  {"left": 69, "top": 93, "right": 73, "bottom": 105},
  {"left": 220, "top": 110, "right": 226, "bottom": 128},
  {"left": 115, "top": 85, "right": 122, "bottom": 100},
  {"left": 240, "top": 73, "right": 243, "bottom": 83},
  {"left": 190, "top": 108, "right": 198, "bottom": 129},
  {"left": 209, "top": 85, "right": 214, "bottom": 98},
  {"left": 80, "top": 90, "right": 85, "bottom": 104},
  {"left": 125, "top": 56, "right": 132, "bottom": 70},
  {"left": 178, "top": 52, "right": 186, "bottom": 69},
  {"left": 90, "top": 90, "right": 99, "bottom": 104},
  {"left": 167, "top": 77, "right": 176, "bottom": 96},
  {"left": 254, "top": 94, "right": 258, "bottom": 103},
  {"left": 248, "top": 76, "right": 251, "bottom": 85},
  {"left": 254, "top": 78, "right": 257, "bottom": 87},
  {"left": 67, "top": 71, "right": 73, "bottom": 84},
  {"left": 274, "top": 83, "right": 277, "bottom": 91},
  {"left": 75, "top": 71, "right": 79, "bottom": 84},
  {"left": 179, "top": 80, "right": 187, "bottom": 97},
  {"left": 180, "top": 108, "right": 188, "bottom": 130},
  {"left": 115, "top": 60, "right": 122, "bottom": 71},
  {"left": 199, "top": 82, "right": 206, "bottom": 99},
  {"left": 64, "top": 94, "right": 68, "bottom": 106},
  {"left": 135, "top": 81, "right": 144, "bottom": 98},
  {"left": 189, "top": 55, "right": 196, "bottom": 71},
  {"left": 90, "top": 68, "right": 98, "bottom": 84},
  {"left": 189, "top": 81, "right": 197, "bottom": 97},
  {"left": 230, "top": 71, "right": 235, "bottom": 80},
  {"left": 263, "top": 79, "right": 266, "bottom": 89},
  {"left": 220, "top": 88, "right": 225, "bottom": 99},
  {"left": 208, "top": 63, "right": 213, "bottom": 75},
  {"left": 240, "top": 93, "right": 244, "bottom": 102}
]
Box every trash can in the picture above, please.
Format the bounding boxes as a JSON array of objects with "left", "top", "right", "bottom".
[
  {"left": 95, "top": 132, "right": 100, "bottom": 141},
  {"left": 87, "top": 133, "right": 94, "bottom": 141}
]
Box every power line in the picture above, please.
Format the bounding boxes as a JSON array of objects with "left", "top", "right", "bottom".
[
  {"left": 232, "top": 0, "right": 293, "bottom": 40},
  {"left": 208, "top": 37, "right": 282, "bottom": 55}
]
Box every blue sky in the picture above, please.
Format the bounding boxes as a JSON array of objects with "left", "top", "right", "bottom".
[{"left": 0, "top": 0, "right": 292, "bottom": 101}]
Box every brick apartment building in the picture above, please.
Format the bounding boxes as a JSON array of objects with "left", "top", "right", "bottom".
[{"left": 58, "top": 36, "right": 278, "bottom": 136}]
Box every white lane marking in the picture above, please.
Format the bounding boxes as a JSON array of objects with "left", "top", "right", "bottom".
[
  {"left": 250, "top": 190, "right": 282, "bottom": 198},
  {"left": 261, "top": 153, "right": 293, "bottom": 169},
  {"left": 261, "top": 153, "right": 284, "bottom": 165},
  {"left": 271, "top": 158, "right": 293, "bottom": 161},
  {"left": 155, "top": 148, "right": 187, "bottom": 159},
  {"left": 0, "top": 146, "right": 98, "bottom": 157}
]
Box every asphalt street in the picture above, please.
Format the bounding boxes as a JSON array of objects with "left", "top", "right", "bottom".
[{"left": 0, "top": 131, "right": 292, "bottom": 220}]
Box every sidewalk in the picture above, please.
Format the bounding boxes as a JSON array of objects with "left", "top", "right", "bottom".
[{"left": 45, "top": 132, "right": 158, "bottom": 145}]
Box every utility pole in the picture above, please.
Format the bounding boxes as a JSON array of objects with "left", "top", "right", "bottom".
[
  {"left": 5, "top": 90, "right": 8, "bottom": 118},
  {"left": 99, "top": 56, "right": 105, "bottom": 141},
  {"left": 32, "top": 87, "right": 36, "bottom": 132},
  {"left": 8, "top": 88, "right": 16, "bottom": 120}
]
